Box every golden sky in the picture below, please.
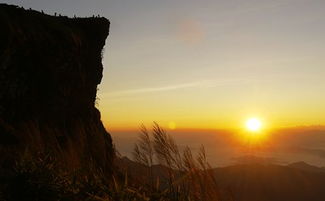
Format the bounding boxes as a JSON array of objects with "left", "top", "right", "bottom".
[
  {"left": 5, "top": 0, "right": 325, "bottom": 167},
  {"left": 7, "top": 0, "right": 324, "bottom": 130},
  {"left": 96, "top": 0, "right": 325, "bottom": 130}
]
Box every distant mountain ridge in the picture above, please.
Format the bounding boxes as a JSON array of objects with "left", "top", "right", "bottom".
[
  {"left": 117, "top": 156, "right": 325, "bottom": 201},
  {"left": 288, "top": 161, "right": 325, "bottom": 173},
  {"left": 213, "top": 163, "right": 325, "bottom": 201}
]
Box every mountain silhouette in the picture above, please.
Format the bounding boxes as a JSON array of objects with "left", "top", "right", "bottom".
[
  {"left": 118, "top": 156, "right": 325, "bottom": 201},
  {"left": 287, "top": 161, "right": 325, "bottom": 173}
]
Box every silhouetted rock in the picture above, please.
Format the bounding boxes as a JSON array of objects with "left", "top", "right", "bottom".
[
  {"left": 288, "top": 161, "right": 325, "bottom": 173},
  {"left": 0, "top": 4, "right": 113, "bottom": 174}
]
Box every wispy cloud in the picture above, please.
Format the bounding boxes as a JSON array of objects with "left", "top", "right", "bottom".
[
  {"left": 100, "top": 79, "right": 247, "bottom": 98},
  {"left": 282, "top": 146, "right": 325, "bottom": 159}
]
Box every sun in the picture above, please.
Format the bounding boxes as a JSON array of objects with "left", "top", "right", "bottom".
[
  {"left": 168, "top": 121, "right": 176, "bottom": 130},
  {"left": 246, "top": 118, "right": 262, "bottom": 132}
]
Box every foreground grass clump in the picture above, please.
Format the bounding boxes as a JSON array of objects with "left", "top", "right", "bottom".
[
  {"left": 0, "top": 151, "right": 107, "bottom": 201},
  {"left": 0, "top": 123, "right": 230, "bottom": 201},
  {"left": 130, "top": 122, "right": 225, "bottom": 201}
]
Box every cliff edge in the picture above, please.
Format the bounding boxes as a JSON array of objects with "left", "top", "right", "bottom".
[{"left": 0, "top": 4, "right": 113, "bottom": 174}]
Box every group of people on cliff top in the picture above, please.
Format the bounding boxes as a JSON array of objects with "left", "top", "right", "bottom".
[{"left": 17, "top": 5, "right": 102, "bottom": 18}]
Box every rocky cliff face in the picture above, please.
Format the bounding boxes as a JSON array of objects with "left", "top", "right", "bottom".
[{"left": 0, "top": 4, "right": 113, "bottom": 174}]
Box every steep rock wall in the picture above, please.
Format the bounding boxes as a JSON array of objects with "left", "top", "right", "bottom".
[{"left": 0, "top": 4, "right": 113, "bottom": 173}]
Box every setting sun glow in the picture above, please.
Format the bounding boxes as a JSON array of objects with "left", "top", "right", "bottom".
[{"left": 246, "top": 118, "right": 262, "bottom": 132}]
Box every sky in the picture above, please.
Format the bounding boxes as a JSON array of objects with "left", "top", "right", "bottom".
[{"left": 3, "top": 0, "right": 325, "bottom": 166}]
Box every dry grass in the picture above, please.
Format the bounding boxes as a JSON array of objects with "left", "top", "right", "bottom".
[
  {"left": 132, "top": 122, "right": 226, "bottom": 201},
  {"left": 0, "top": 122, "right": 231, "bottom": 201}
]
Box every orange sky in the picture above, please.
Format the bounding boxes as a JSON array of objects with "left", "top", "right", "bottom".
[
  {"left": 6, "top": 0, "right": 325, "bottom": 167},
  {"left": 7, "top": 0, "right": 325, "bottom": 132},
  {"left": 95, "top": 0, "right": 325, "bottom": 131},
  {"left": 109, "top": 125, "right": 325, "bottom": 166}
]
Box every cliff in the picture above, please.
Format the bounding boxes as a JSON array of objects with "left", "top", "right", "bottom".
[{"left": 0, "top": 4, "right": 113, "bottom": 174}]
